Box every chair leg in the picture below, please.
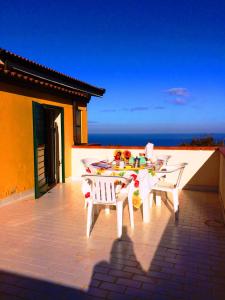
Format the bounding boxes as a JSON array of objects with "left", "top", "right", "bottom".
[
  {"left": 116, "top": 201, "right": 123, "bottom": 238},
  {"left": 173, "top": 189, "right": 179, "bottom": 213},
  {"left": 94, "top": 204, "right": 100, "bottom": 215},
  {"left": 84, "top": 199, "right": 88, "bottom": 209},
  {"left": 105, "top": 206, "right": 110, "bottom": 214},
  {"left": 156, "top": 192, "right": 162, "bottom": 207},
  {"left": 149, "top": 192, "right": 153, "bottom": 208},
  {"left": 163, "top": 191, "right": 168, "bottom": 202},
  {"left": 128, "top": 195, "right": 134, "bottom": 229},
  {"left": 87, "top": 201, "right": 93, "bottom": 238}
]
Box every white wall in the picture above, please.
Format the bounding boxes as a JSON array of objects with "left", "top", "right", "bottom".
[{"left": 72, "top": 147, "right": 219, "bottom": 191}]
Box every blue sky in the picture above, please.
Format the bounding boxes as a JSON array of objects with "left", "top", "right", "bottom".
[{"left": 1, "top": 0, "right": 225, "bottom": 133}]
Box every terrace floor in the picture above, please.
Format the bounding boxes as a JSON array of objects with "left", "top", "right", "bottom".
[{"left": 0, "top": 181, "right": 225, "bottom": 300}]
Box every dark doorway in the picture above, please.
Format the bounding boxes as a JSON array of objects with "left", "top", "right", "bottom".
[{"left": 33, "top": 102, "right": 65, "bottom": 199}]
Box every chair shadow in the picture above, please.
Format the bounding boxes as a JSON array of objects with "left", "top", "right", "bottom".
[
  {"left": 160, "top": 192, "right": 174, "bottom": 214},
  {"left": 136, "top": 192, "right": 177, "bottom": 224}
]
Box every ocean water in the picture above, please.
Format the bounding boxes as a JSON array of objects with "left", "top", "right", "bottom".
[{"left": 88, "top": 133, "right": 225, "bottom": 146}]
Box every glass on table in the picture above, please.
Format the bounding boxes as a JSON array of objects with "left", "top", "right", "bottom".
[
  {"left": 155, "top": 160, "right": 163, "bottom": 171},
  {"left": 119, "top": 160, "right": 125, "bottom": 169},
  {"left": 146, "top": 159, "right": 153, "bottom": 167},
  {"left": 111, "top": 160, "right": 116, "bottom": 167}
]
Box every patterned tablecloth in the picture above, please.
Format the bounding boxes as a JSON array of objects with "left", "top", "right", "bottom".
[{"left": 82, "top": 161, "right": 162, "bottom": 223}]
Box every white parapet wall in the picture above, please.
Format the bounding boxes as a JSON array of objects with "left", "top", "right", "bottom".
[{"left": 72, "top": 146, "right": 219, "bottom": 191}]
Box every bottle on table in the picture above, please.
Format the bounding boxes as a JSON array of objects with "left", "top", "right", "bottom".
[
  {"left": 134, "top": 156, "right": 139, "bottom": 168},
  {"left": 129, "top": 156, "right": 134, "bottom": 166},
  {"left": 119, "top": 159, "right": 125, "bottom": 169},
  {"left": 138, "top": 157, "right": 141, "bottom": 168}
]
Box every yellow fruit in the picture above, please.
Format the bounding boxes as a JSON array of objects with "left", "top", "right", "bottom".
[{"left": 132, "top": 191, "right": 142, "bottom": 209}]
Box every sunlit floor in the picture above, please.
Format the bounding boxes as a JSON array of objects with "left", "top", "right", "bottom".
[{"left": 0, "top": 181, "right": 225, "bottom": 300}]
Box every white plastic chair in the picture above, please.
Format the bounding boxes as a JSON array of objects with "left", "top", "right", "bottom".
[
  {"left": 155, "top": 155, "right": 171, "bottom": 166},
  {"left": 81, "top": 158, "right": 99, "bottom": 170},
  {"left": 151, "top": 163, "right": 187, "bottom": 218},
  {"left": 82, "top": 175, "right": 134, "bottom": 238}
]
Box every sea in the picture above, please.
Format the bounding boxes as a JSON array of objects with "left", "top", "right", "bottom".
[{"left": 88, "top": 133, "right": 225, "bottom": 147}]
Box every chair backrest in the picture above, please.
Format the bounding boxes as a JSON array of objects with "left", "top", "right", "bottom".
[
  {"left": 81, "top": 158, "right": 99, "bottom": 168},
  {"left": 157, "top": 163, "right": 187, "bottom": 188},
  {"left": 156, "top": 155, "right": 171, "bottom": 166},
  {"left": 81, "top": 158, "right": 100, "bottom": 174},
  {"left": 82, "top": 175, "right": 129, "bottom": 204}
]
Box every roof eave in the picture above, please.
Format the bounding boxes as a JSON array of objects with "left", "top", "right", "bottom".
[{"left": 0, "top": 48, "right": 106, "bottom": 98}]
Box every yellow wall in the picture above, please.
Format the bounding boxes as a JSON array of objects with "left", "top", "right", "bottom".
[
  {"left": 0, "top": 91, "right": 34, "bottom": 199},
  {"left": 0, "top": 89, "right": 74, "bottom": 200},
  {"left": 78, "top": 105, "right": 88, "bottom": 144}
]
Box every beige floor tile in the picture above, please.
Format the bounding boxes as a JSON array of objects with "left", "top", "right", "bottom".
[{"left": 0, "top": 182, "right": 225, "bottom": 299}]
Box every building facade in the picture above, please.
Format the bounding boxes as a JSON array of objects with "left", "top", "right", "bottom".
[{"left": 0, "top": 48, "right": 105, "bottom": 200}]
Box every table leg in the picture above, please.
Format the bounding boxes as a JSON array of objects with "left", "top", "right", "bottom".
[
  {"left": 105, "top": 206, "right": 110, "bottom": 214},
  {"left": 149, "top": 193, "right": 153, "bottom": 208},
  {"left": 156, "top": 193, "right": 162, "bottom": 207}
]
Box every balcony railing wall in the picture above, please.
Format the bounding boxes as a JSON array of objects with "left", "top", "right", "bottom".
[{"left": 72, "top": 146, "right": 219, "bottom": 192}]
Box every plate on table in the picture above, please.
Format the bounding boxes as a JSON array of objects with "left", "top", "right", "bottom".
[{"left": 91, "top": 161, "right": 111, "bottom": 169}]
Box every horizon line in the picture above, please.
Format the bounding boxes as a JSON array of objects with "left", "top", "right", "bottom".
[{"left": 88, "top": 132, "right": 225, "bottom": 135}]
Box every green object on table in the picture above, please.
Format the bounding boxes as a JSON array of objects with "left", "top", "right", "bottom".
[
  {"left": 148, "top": 169, "right": 156, "bottom": 176},
  {"left": 129, "top": 157, "right": 134, "bottom": 165},
  {"left": 118, "top": 171, "right": 125, "bottom": 177},
  {"left": 139, "top": 156, "right": 146, "bottom": 165}
]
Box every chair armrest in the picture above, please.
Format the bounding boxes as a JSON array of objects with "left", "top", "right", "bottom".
[{"left": 156, "top": 163, "right": 187, "bottom": 174}]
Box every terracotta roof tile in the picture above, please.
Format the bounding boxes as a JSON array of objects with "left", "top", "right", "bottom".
[
  {"left": 0, "top": 48, "right": 105, "bottom": 97},
  {"left": 0, "top": 64, "right": 89, "bottom": 98}
]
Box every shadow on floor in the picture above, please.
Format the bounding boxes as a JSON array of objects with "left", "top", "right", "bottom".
[
  {"left": 0, "top": 270, "right": 88, "bottom": 300},
  {"left": 1, "top": 214, "right": 225, "bottom": 300},
  {"left": 0, "top": 227, "right": 145, "bottom": 299}
]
